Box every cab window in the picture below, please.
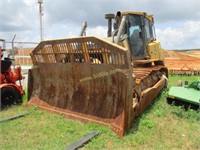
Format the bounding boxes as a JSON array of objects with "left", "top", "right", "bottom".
[
  {"left": 144, "top": 18, "right": 154, "bottom": 42},
  {"left": 128, "top": 15, "right": 144, "bottom": 56}
]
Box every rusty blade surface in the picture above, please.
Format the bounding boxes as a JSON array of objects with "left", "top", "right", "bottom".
[{"left": 28, "top": 63, "right": 134, "bottom": 137}]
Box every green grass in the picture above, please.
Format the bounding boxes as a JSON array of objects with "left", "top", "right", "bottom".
[{"left": 0, "top": 75, "right": 199, "bottom": 150}]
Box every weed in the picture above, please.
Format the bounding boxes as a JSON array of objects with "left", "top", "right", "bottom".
[
  {"left": 171, "top": 104, "right": 200, "bottom": 122},
  {"left": 140, "top": 118, "right": 156, "bottom": 129},
  {"left": 22, "top": 88, "right": 28, "bottom": 103},
  {"left": 186, "top": 109, "right": 200, "bottom": 121},
  {"left": 66, "top": 126, "right": 74, "bottom": 133},
  {"left": 172, "top": 105, "right": 184, "bottom": 117},
  {"left": 154, "top": 103, "right": 167, "bottom": 117}
]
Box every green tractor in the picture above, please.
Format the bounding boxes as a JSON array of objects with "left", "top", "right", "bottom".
[{"left": 167, "top": 80, "right": 200, "bottom": 110}]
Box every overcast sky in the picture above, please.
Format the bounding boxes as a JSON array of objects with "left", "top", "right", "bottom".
[{"left": 0, "top": 0, "right": 199, "bottom": 50}]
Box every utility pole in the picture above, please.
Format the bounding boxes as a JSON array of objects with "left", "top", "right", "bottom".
[{"left": 38, "top": 0, "right": 43, "bottom": 41}]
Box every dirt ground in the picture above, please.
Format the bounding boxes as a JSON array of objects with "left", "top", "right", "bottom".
[{"left": 164, "top": 50, "right": 200, "bottom": 70}]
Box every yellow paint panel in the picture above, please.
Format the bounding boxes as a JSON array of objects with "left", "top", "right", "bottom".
[{"left": 148, "top": 41, "right": 162, "bottom": 60}]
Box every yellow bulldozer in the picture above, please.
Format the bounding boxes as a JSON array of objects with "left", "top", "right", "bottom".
[{"left": 27, "top": 11, "right": 168, "bottom": 137}]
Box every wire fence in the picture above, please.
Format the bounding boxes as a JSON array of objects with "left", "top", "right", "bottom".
[
  {"left": 15, "top": 48, "right": 33, "bottom": 66},
  {"left": 5, "top": 42, "right": 38, "bottom": 66}
]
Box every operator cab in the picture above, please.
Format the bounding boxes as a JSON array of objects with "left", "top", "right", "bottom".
[
  {"left": 106, "top": 11, "right": 157, "bottom": 60},
  {"left": 121, "top": 12, "right": 156, "bottom": 59}
]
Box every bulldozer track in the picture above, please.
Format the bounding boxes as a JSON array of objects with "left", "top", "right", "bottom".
[
  {"left": 134, "top": 66, "right": 165, "bottom": 83},
  {"left": 133, "top": 66, "right": 167, "bottom": 95}
]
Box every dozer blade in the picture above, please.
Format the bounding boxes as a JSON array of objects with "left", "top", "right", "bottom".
[{"left": 27, "top": 36, "right": 134, "bottom": 137}]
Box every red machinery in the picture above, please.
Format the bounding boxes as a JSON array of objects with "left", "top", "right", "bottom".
[{"left": 0, "top": 45, "right": 25, "bottom": 109}]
